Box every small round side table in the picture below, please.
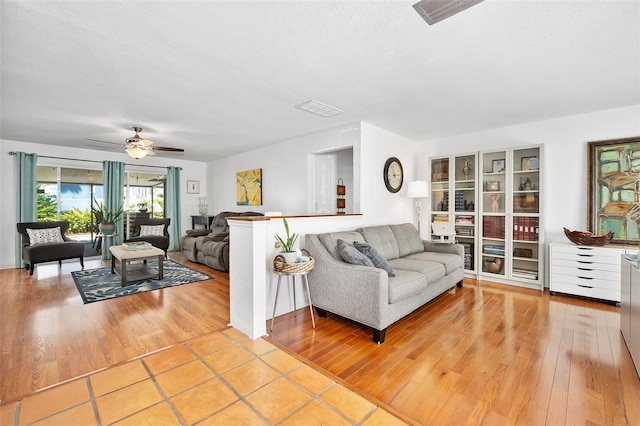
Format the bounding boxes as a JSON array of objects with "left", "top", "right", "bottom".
[{"left": 270, "top": 252, "right": 315, "bottom": 333}]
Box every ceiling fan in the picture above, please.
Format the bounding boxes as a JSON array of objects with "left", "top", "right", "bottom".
[{"left": 87, "top": 127, "right": 184, "bottom": 159}]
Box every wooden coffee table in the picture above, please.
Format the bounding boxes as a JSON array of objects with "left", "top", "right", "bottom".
[{"left": 109, "top": 245, "right": 164, "bottom": 287}]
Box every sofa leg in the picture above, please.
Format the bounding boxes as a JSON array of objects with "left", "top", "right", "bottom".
[
  {"left": 24, "top": 263, "right": 29, "bottom": 270},
  {"left": 58, "top": 260, "right": 62, "bottom": 267},
  {"left": 315, "top": 307, "right": 327, "bottom": 318},
  {"left": 80, "top": 256, "right": 85, "bottom": 269},
  {"left": 457, "top": 280, "right": 463, "bottom": 288},
  {"left": 29, "top": 264, "right": 35, "bottom": 276},
  {"left": 372, "top": 328, "right": 387, "bottom": 344}
]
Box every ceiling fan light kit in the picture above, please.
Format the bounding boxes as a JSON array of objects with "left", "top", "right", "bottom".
[
  {"left": 88, "top": 126, "right": 184, "bottom": 159},
  {"left": 125, "top": 145, "right": 150, "bottom": 159}
]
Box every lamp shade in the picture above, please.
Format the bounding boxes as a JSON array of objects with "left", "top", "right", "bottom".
[{"left": 407, "top": 181, "right": 429, "bottom": 198}]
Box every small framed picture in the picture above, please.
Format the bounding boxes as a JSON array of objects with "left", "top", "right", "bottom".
[
  {"left": 187, "top": 180, "right": 200, "bottom": 194},
  {"left": 492, "top": 159, "right": 505, "bottom": 173},
  {"left": 521, "top": 156, "right": 539, "bottom": 171}
]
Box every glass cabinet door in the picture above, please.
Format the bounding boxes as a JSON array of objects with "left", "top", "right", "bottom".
[
  {"left": 430, "top": 157, "right": 451, "bottom": 239},
  {"left": 453, "top": 154, "right": 477, "bottom": 272},
  {"left": 511, "top": 147, "right": 541, "bottom": 282},
  {"left": 480, "top": 150, "right": 507, "bottom": 277}
]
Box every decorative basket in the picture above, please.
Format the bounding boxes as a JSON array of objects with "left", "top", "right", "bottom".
[
  {"left": 563, "top": 227, "right": 614, "bottom": 246},
  {"left": 483, "top": 257, "right": 504, "bottom": 274},
  {"left": 273, "top": 249, "right": 315, "bottom": 274}
]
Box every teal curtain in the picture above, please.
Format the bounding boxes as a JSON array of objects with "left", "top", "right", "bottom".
[
  {"left": 166, "top": 167, "right": 181, "bottom": 251},
  {"left": 15, "top": 152, "right": 38, "bottom": 267},
  {"left": 102, "top": 161, "right": 125, "bottom": 260}
]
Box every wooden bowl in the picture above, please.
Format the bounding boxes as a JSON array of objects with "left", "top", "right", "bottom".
[{"left": 563, "top": 227, "right": 614, "bottom": 246}]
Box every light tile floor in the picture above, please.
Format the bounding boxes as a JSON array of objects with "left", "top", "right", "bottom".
[{"left": 1, "top": 328, "right": 406, "bottom": 425}]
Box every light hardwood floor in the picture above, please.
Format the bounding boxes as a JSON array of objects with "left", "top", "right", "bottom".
[
  {"left": 2, "top": 255, "right": 640, "bottom": 425},
  {"left": 0, "top": 255, "right": 230, "bottom": 403}
]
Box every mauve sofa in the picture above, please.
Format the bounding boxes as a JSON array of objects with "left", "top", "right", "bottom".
[{"left": 305, "top": 223, "right": 464, "bottom": 343}]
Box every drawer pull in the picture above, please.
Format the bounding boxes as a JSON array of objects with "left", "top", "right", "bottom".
[
  {"left": 577, "top": 267, "right": 594, "bottom": 271},
  {"left": 577, "top": 254, "right": 594, "bottom": 257},
  {"left": 577, "top": 276, "right": 593, "bottom": 280},
  {"left": 577, "top": 284, "right": 594, "bottom": 289},
  {"left": 577, "top": 260, "right": 593, "bottom": 264}
]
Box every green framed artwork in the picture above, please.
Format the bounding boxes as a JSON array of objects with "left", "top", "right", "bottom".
[
  {"left": 236, "top": 168, "right": 262, "bottom": 206},
  {"left": 587, "top": 136, "right": 640, "bottom": 244}
]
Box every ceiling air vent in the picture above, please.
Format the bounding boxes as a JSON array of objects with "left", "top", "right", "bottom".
[
  {"left": 295, "top": 100, "right": 343, "bottom": 118},
  {"left": 412, "top": 0, "right": 484, "bottom": 25}
]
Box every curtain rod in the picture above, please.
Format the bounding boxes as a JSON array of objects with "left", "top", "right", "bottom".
[{"left": 8, "top": 152, "right": 181, "bottom": 170}]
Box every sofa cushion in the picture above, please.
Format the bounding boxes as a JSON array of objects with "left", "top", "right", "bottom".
[
  {"left": 388, "top": 270, "right": 427, "bottom": 304},
  {"left": 389, "top": 258, "right": 446, "bottom": 283},
  {"left": 403, "top": 251, "right": 463, "bottom": 275},
  {"left": 201, "top": 240, "right": 226, "bottom": 257},
  {"left": 337, "top": 239, "right": 374, "bottom": 267},
  {"left": 26, "top": 227, "right": 64, "bottom": 245},
  {"left": 205, "top": 232, "right": 229, "bottom": 243},
  {"left": 186, "top": 229, "right": 212, "bottom": 237},
  {"left": 318, "top": 231, "right": 366, "bottom": 260},
  {"left": 356, "top": 225, "right": 400, "bottom": 260},
  {"left": 390, "top": 224, "right": 424, "bottom": 257},
  {"left": 353, "top": 241, "right": 395, "bottom": 277}
]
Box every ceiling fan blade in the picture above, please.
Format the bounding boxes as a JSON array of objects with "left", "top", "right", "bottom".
[
  {"left": 152, "top": 146, "right": 184, "bottom": 152},
  {"left": 86, "top": 144, "right": 120, "bottom": 151},
  {"left": 85, "top": 138, "right": 123, "bottom": 147}
]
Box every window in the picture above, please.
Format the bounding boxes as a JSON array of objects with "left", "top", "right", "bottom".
[{"left": 36, "top": 166, "right": 166, "bottom": 241}]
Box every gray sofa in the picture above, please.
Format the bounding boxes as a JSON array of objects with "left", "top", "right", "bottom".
[
  {"left": 305, "top": 223, "right": 464, "bottom": 343},
  {"left": 180, "top": 211, "right": 262, "bottom": 271}
]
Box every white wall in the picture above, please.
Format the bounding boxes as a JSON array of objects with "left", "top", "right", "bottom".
[
  {"left": 417, "top": 105, "right": 640, "bottom": 246},
  {"left": 209, "top": 122, "right": 420, "bottom": 229},
  {"left": 0, "top": 139, "right": 208, "bottom": 269}
]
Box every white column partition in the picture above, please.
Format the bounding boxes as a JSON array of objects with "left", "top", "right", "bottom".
[
  {"left": 228, "top": 217, "right": 270, "bottom": 339},
  {"left": 228, "top": 214, "right": 365, "bottom": 339}
]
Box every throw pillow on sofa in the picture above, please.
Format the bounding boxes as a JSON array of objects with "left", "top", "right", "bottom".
[
  {"left": 140, "top": 224, "right": 165, "bottom": 236},
  {"left": 337, "top": 239, "right": 374, "bottom": 267},
  {"left": 353, "top": 241, "right": 396, "bottom": 277},
  {"left": 26, "top": 227, "right": 64, "bottom": 245}
]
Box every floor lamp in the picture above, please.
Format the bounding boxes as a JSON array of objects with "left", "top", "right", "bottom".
[{"left": 407, "top": 181, "right": 430, "bottom": 235}]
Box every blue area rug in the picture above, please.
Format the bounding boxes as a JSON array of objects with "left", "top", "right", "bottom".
[{"left": 71, "top": 260, "right": 213, "bottom": 304}]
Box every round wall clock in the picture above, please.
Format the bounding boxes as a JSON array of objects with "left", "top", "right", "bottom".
[{"left": 383, "top": 157, "right": 403, "bottom": 193}]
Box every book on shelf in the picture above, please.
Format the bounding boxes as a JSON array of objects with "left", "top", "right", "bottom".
[
  {"left": 433, "top": 216, "right": 449, "bottom": 222},
  {"left": 512, "top": 217, "right": 539, "bottom": 241},
  {"left": 512, "top": 268, "right": 538, "bottom": 280},
  {"left": 455, "top": 215, "right": 474, "bottom": 224},
  {"left": 483, "top": 216, "right": 505, "bottom": 239},
  {"left": 461, "top": 242, "right": 474, "bottom": 270},
  {"left": 455, "top": 191, "right": 465, "bottom": 211},
  {"left": 483, "top": 244, "right": 505, "bottom": 255},
  {"left": 456, "top": 228, "right": 474, "bottom": 236}
]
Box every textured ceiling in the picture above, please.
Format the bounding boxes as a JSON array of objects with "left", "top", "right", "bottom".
[{"left": 1, "top": 1, "right": 639, "bottom": 161}]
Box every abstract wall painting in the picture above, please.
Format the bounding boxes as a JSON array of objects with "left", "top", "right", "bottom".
[
  {"left": 236, "top": 168, "right": 262, "bottom": 206},
  {"left": 588, "top": 136, "right": 640, "bottom": 244}
]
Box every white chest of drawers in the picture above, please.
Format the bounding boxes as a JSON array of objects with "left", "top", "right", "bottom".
[{"left": 550, "top": 242, "right": 628, "bottom": 303}]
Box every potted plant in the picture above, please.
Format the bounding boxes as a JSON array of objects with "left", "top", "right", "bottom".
[
  {"left": 136, "top": 199, "right": 149, "bottom": 213},
  {"left": 274, "top": 218, "right": 298, "bottom": 263},
  {"left": 92, "top": 198, "right": 124, "bottom": 236}
]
